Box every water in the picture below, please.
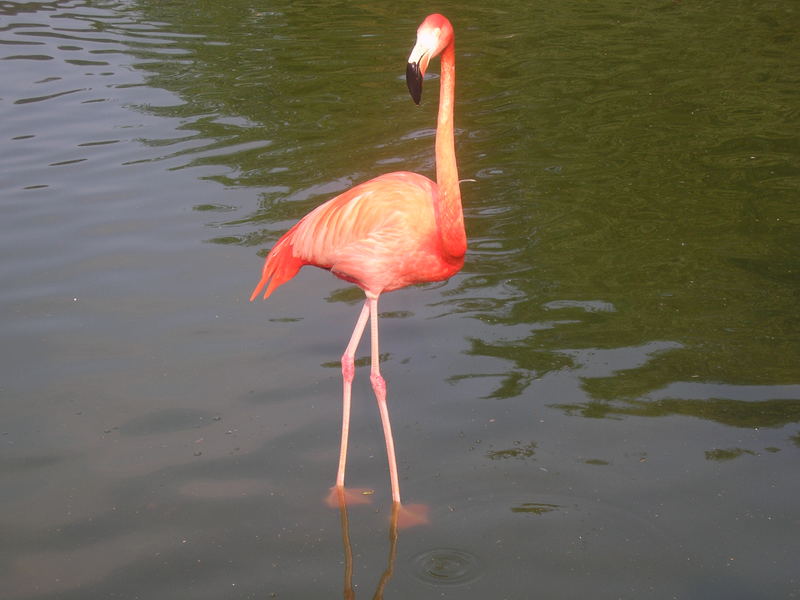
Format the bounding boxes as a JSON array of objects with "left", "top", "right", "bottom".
[{"left": 2, "top": 0, "right": 798, "bottom": 598}]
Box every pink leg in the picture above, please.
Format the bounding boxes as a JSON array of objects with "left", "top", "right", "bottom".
[
  {"left": 327, "top": 294, "right": 428, "bottom": 525},
  {"left": 368, "top": 294, "right": 429, "bottom": 527},
  {"left": 326, "top": 302, "right": 372, "bottom": 508},
  {"left": 366, "top": 295, "right": 402, "bottom": 504},
  {"left": 336, "top": 300, "right": 370, "bottom": 488}
]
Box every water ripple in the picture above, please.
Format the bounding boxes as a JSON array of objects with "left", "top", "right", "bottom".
[{"left": 410, "top": 548, "right": 482, "bottom": 587}]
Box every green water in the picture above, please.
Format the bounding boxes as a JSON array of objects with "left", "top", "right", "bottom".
[
  {"left": 1, "top": 0, "right": 798, "bottom": 598},
  {"left": 146, "top": 0, "right": 800, "bottom": 389}
]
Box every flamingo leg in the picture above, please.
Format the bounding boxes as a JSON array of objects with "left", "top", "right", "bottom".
[
  {"left": 330, "top": 293, "right": 428, "bottom": 526},
  {"left": 366, "top": 295, "right": 402, "bottom": 505},
  {"left": 336, "top": 300, "right": 371, "bottom": 489}
]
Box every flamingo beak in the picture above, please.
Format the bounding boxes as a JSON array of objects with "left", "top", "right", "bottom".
[
  {"left": 406, "top": 36, "right": 432, "bottom": 105},
  {"left": 406, "top": 60, "right": 424, "bottom": 105}
]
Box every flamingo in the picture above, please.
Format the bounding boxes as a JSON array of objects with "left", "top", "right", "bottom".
[{"left": 251, "top": 14, "right": 464, "bottom": 526}]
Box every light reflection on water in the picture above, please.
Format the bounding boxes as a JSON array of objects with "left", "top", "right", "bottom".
[{"left": 1, "top": 1, "right": 799, "bottom": 599}]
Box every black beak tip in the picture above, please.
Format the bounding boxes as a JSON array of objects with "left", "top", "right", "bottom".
[{"left": 406, "top": 62, "right": 423, "bottom": 105}]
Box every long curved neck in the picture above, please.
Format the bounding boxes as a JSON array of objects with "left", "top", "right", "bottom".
[{"left": 435, "top": 42, "right": 466, "bottom": 260}]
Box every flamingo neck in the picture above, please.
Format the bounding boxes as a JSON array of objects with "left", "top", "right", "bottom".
[{"left": 435, "top": 42, "right": 466, "bottom": 260}]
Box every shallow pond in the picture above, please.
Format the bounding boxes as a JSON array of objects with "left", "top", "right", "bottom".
[{"left": 2, "top": 1, "right": 799, "bottom": 598}]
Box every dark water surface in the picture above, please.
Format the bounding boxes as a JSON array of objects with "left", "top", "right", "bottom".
[{"left": 2, "top": 0, "right": 799, "bottom": 598}]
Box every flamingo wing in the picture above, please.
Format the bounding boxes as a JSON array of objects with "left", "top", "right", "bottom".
[{"left": 251, "top": 172, "right": 440, "bottom": 300}]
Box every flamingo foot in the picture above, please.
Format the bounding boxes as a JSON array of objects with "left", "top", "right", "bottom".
[
  {"left": 396, "top": 502, "right": 430, "bottom": 529},
  {"left": 325, "top": 485, "right": 374, "bottom": 508}
]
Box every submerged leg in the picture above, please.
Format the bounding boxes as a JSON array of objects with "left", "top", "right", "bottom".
[
  {"left": 367, "top": 294, "right": 429, "bottom": 527},
  {"left": 366, "top": 295, "right": 401, "bottom": 504},
  {"left": 326, "top": 300, "right": 372, "bottom": 507}
]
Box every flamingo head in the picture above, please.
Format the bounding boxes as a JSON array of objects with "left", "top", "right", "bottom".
[{"left": 406, "top": 14, "right": 454, "bottom": 105}]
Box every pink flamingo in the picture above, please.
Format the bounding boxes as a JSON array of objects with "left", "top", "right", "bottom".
[{"left": 251, "top": 14, "right": 464, "bottom": 527}]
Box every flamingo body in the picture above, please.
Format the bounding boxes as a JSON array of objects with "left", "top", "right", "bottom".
[
  {"left": 250, "top": 171, "right": 463, "bottom": 300},
  {"left": 251, "top": 14, "right": 463, "bottom": 527}
]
